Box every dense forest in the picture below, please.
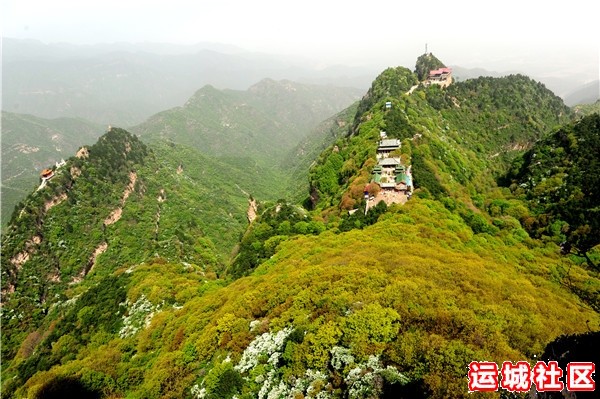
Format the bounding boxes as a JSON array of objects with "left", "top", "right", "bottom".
[
  {"left": 506, "top": 113, "right": 600, "bottom": 275},
  {"left": 1, "top": 55, "right": 598, "bottom": 399}
]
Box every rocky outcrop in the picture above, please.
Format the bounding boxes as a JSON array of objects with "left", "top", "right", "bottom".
[
  {"left": 247, "top": 198, "right": 258, "bottom": 223},
  {"left": 104, "top": 171, "right": 137, "bottom": 226},
  {"left": 73, "top": 242, "right": 108, "bottom": 283},
  {"left": 76, "top": 146, "right": 89, "bottom": 159},
  {"left": 10, "top": 251, "right": 30, "bottom": 269},
  {"left": 44, "top": 193, "right": 67, "bottom": 212},
  {"left": 104, "top": 207, "right": 123, "bottom": 226},
  {"left": 70, "top": 166, "right": 81, "bottom": 179},
  {"left": 122, "top": 172, "right": 137, "bottom": 202}
]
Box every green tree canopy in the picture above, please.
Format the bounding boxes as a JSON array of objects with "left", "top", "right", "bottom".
[
  {"left": 415, "top": 53, "right": 446, "bottom": 81},
  {"left": 508, "top": 113, "right": 600, "bottom": 270}
]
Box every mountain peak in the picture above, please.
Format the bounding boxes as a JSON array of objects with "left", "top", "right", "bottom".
[
  {"left": 415, "top": 52, "right": 446, "bottom": 81},
  {"left": 248, "top": 78, "right": 299, "bottom": 94},
  {"left": 184, "top": 84, "right": 228, "bottom": 107},
  {"left": 195, "top": 84, "right": 220, "bottom": 94}
]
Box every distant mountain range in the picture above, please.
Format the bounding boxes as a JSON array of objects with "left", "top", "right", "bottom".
[
  {"left": 1, "top": 78, "right": 361, "bottom": 227},
  {"left": 2, "top": 38, "right": 374, "bottom": 126},
  {"left": 563, "top": 79, "right": 600, "bottom": 106},
  {"left": 4, "top": 38, "right": 596, "bottom": 130}
]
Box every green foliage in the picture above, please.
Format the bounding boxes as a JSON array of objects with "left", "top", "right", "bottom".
[
  {"left": 415, "top": 53, "right": 446, "bottom": 81},
  {"left": 443, "top": 75, "right": 570, "bottom": 158},
  {"left": 572, "top": 99, "right": 600, "bottom": 117},
  {"left": 3, "top": 59, "right": 597, "bottom": 399},
  {"left": 1, "top": 127, "right": 287, "bottom": 372},
  {"left": 411, "top": 150, "right": 447, "bottom": 198},
  {"left": 461, "top": 210, "right": 499, "bottom": 235},
  {"left": 383, "top": 104, "right": 414, "bottom": 141},
  {"left": 229, "top": 201, "right": 323, "bottom": 278},
  {"left": 355, "top": 67, "right": 419, "bottom": 119},
  {"left": 342, "top": 303, "right": 400, "bottom": 359},
  {"left": 17, "top": 197, "right": 592, "bottom": 399},
  {"left": 286, "top": 103, "right": 358, "bottom": 202},
  {"left": 309, "top": 69, "right": 571, "bottom": 223},
  {"left": 10, "top": 274, "right": 127, "bottom": 389},
  {"left": 5, "top": 197, "right": 599, "bottom": 399},
  {"left": 506, "top": 113, "right": 600, "bottom": 270},
  {"left": 2, "top": 129, "right": 146, "bottom": 359},
  {"left": 314, "top": 152, "right": 345, "bottom": 197},
  {"left": 201, "top": 361, "right": 243, "bottom": 399},
  {"left": 339, "top": 200, "right": 387, "bottom": 232}
]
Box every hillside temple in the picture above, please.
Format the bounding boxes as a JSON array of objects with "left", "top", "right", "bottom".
[
  {"left": 366, "top": 134, "right": 413, "bottom": 209},
  {"left": 425, "top": 67, "right": 452, "bottom": 88}
]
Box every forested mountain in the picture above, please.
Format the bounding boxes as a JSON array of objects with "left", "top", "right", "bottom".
[
  {"left": 414, "top": 53, "right": 446, "bottom": 81},
  {"left": 573, "top": 99, "right": 600, "bottom": 116},
  {"left": 1, "top": 55, "right": 598, "bottom": 399},
  {"left": 285, "top": 103, "right": 359, "bottom": 203},
  {"left": 127, "top": 78, "right": 362, "bottom": 212},
  {"left": 1, "top": 127, "right": 292, "bottom": 309},
  {"left": 1, "top": 112, "right": 103, "bottom": 226},
  {"left": 505, "top": 113, "right": 600, "bottom": 273},
  {"left": 131, "top": 79, "right": 362, "bottom": 166},
  {"left": 2, "top": 79, "right": 360, "bottom": 230},
  {"left": 308, "top": 69, "right": 570, "bottom": 217},
  {"left": 1, "top": 127, "right": 294, "bottom": 385}
]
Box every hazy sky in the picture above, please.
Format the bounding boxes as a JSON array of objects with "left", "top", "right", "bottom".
[{"left": 3, "top": 0, "right": 599, "bottom": 77}]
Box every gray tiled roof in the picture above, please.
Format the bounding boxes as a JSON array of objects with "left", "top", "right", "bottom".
[
  {"left": 378, "top": 139, "right": 400, "bottom": 148},
  {"left": 378, "top": 157, "right": 401, "bottom": 166}
]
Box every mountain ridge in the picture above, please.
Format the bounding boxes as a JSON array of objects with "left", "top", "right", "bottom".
[
  {"left": 131, "top": 79, "right": 362, "bottom": 167},
  {"left": 1, "top": 55, "right": 598, "bottom": 399}
]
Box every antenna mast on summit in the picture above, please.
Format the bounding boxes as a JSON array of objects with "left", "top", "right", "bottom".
[{"left": 425, "top": 43, "right": 428, "bottom": 54}]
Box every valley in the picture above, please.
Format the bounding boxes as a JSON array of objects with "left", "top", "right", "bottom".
[{"left": 1, "top": 79, "right": 362, "bottom": 229}]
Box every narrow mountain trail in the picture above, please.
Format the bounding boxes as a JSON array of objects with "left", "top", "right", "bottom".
[{"left": 406, "top": 84, "right": 419, "bottom": 95}]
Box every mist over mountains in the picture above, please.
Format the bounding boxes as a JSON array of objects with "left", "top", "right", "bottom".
[
  {"left": 2, "top": 38, "right": 373, "bottom": 127},
  {"left": 1, "top": 20, "right": 599, "bottom": 397},
  {"left": 3, "top": 38, "right": 598, "bottom": 129},
  {"left": 1, "top": 81, "right": 361, "bottom": 227}
]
